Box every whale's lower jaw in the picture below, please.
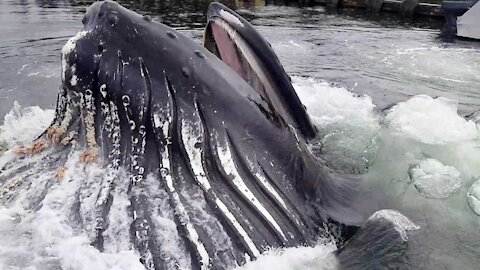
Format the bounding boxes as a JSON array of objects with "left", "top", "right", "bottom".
[{"left": 0, "top": 80, "right": 339, "bottom": 268}]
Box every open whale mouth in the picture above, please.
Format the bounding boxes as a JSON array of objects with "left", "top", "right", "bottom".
[
  {"left": 203, "top": 4, "right": 317, "bottom": 139},
  {"left": 204, "top": 17, "right": 272, "bottom": 100}
]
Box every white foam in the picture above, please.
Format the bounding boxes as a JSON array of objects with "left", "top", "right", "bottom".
[
  {"left": 293, "top": 76, "right": 380, "bottom": 173},
  {"left": 368, "top": 209, "right": 420, "bottom": 241},
  {"left": 386, "top": 95, "right": 479, "bottom": 144},
  {"left": 408, "top": 158, "right": 462, "bottom": 199},
  {"left": 293, "top": 77, "right": 379, "bottom": 130},
  {"left": 102, "top": 170, "right": 133, "bottom": 254},
  {"left": 0, "top": 101, "right": 54, "bottom": 149},
  {"left": 0, "top": 152, "right": 145, "bottom": 270},
  {"left": 143, "top": 174, "right": 192, "bottom": 269},
  {"left": 237, "top": 243, "right": 338, "bottom": 270},
  {"left": 467, "top": 179, "right": 480, "bottom": 216}
]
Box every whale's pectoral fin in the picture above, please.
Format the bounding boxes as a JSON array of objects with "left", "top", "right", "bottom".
[
  {"left": 335, "top": 210, "right": 420, "bottom": 270},
  {"left": 204, "top": 2, "right": 317, "bottom": 139}
]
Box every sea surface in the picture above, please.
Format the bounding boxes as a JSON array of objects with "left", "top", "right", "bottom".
[{"left": 0, "top": 0, "right": 479, "bottom": 269}]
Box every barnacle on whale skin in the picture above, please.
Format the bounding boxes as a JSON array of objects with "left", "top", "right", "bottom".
[
  {"left": 15, "top": 139, "right": 49, "bottom": 155},
  {"left": 56, "top": 166, "right": 68, "bottom": 180},
  {"left": 80, "top": 147, "right": 98, "bottom": 164}
]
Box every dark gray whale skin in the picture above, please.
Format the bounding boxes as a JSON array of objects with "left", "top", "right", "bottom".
[{"left": 0, "top": 1, "right": 414, "bottom": 269}]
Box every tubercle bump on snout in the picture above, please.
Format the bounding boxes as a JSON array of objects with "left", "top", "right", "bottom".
[{"left": 82, "top": 1, "right": 122, "bottom": 28}]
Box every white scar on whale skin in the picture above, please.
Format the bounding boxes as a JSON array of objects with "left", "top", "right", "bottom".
[
  {"left": 70, "top": 65, "right": 78, "bottom": 86},
  {"left": 180, "top": 110, "right": 260, "bottom": 257},
  {"left": 61, "top": 30, "right": 89, "bottom": 81},
  {"left": 84, "top": 89, "right": 97, "bottom": 148},
  {"left": 216, "top": 137, "right": 287, "bottom": 241}
]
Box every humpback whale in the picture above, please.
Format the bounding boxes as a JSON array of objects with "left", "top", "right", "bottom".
[{"left": 0, "top": 1, "right": 418, "bottom": 269}]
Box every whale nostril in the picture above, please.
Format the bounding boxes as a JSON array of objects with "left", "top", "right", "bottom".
[
  {"left": 98, "top": 10, "right": 105, "bottom": 18},
  {"left": 82, "top": 15, "right": 88, "bottom": 25},
  {"left": 166, "top": 32, "right": 177, "bottom": 39},
  {"left": 108, "top": 14, "right": 118, "bottom": 26}
]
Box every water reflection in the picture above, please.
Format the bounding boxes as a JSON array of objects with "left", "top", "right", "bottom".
[
  {"left": 63, "top": 0, "right": 326, "bottom": 28},
  {"left": 69, "top": 0, "right": 239, "bottom": 28}
]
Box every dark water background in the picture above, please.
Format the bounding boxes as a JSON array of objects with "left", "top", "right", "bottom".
[{"left": 1, "top": 0, "right": 479, "bottom": 123}]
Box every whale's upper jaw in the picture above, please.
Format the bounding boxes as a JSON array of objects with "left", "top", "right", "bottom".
[
  {"left": 62, "top": 0, "right": 284, "bottom": 127},
  {"left": 204, "top": 2, "right": 317, "bottom": 139}
]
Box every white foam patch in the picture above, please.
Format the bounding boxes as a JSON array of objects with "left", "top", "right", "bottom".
[
  {"left": 237, "top": 243, "right": 338, "bottom": 270},
  {"left": 368, "top": 209, "right": 420, "bottom": 241},
  {"left": 293, "top": 76, "right": 380, "bottom": 173},
  {"left": 386, "top": 95, "right": 479, "bottom": 144},
  {"left": 0, "top": 153, "right": 144, "bottom": 270},
  {"left": 467, "top": 179, "right": 480, "bottom": 216},
  {"left": 408, "top": 158, "right": 462, "bottom": 199},
  {"left": 293, "top": 77, "right": 379, "bottom": 129},
  {"left": 143, "top": 174, "right": 192, "bottom": 269},
  {"left": 101, "top": 170, "right": 133, "bottom": 254},
  {"left": 0, "top": 101, "right": 54, "bottom": 148}
]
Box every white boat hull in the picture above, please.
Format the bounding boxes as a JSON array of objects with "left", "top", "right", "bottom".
[{"left": 457, "top": 1, "right": 480, "bottom": 39}]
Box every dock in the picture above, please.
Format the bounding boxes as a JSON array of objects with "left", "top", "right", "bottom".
[
  {"left": 319, "top": 0, "right": 443, "bottom": 16},
  {"left": 268, "top": 0, "right": 445, "bottom": 17}
]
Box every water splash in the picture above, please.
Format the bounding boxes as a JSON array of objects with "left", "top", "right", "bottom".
[{"left": 0, "top": 101, "right": 54, "bottom": 149}]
